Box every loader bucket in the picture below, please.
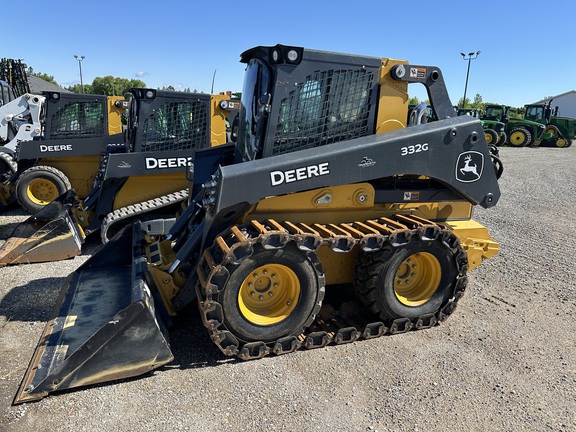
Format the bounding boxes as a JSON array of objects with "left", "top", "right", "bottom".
[
  {"left": 14, "top": 223, "right": 174, "bottom": 404},
  {"left": 0, "top": 190, "right": 84, "bottom": 266}
]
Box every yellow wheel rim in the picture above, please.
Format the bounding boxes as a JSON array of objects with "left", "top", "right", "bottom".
[
  {"left": 484, "top": 132, "right": 494, "bottom": 144},
  {"left": 394, "top": 252, "right": 441, "bottom": 306},
  {"left": 26, "top": 178, "right": 59, "bottom": 205},
  {"left": 238, "top": 264, "right": 300, "bottom": 325},
  {"left": 509, "top": 131, "right": 525, "bottom": 145},
  {"left": 556, "top": 139, "right": 567, "bottom": 147}
]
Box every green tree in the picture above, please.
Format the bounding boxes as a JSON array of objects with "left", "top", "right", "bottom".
[
  {"left": 472, "top": 93, "right": 483, "bottom": 109},
  {"left": 91, "top": 76, "right": 146, "bottom": 96},
  {"left": 458, "top": 97, "right": 471, "bottom": 108},
  {"left": 408, "top": 96, "right": 420, "bottom": 105},
  {"left": 67, "top": 83, "right": 93, "bottom": 94}
]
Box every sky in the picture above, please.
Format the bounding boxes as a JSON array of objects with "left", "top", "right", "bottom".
[{"left": 4, "top": 0, "right": 574, "bottom": 108}]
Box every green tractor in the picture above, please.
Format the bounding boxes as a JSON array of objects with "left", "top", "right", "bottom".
[
  {"left": 457, "top": 107, "right": 506, "bottom": 146},
  {"left": 482, "top": 104, "right": 546, "bottom": 147},
  {"left": 524, "top": 100, "right": 574, "bottom": 148}
]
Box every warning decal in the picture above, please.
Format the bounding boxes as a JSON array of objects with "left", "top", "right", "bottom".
[
  {"left": 409, "top": 67, "right": 426, "bottom": 79},
  {"left": 403, "top": 191, "right": 420, "bottom": 201}
]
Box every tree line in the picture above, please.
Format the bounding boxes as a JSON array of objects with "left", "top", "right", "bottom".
[
  {"left": 410, "top": 93, "right": 526, "bottom": 117},
  {"left": 29, "top": 68, "right": 525, "bottom": 117},
  {"left": 27, "top": 68, "right": 200, "bottom": 96}
]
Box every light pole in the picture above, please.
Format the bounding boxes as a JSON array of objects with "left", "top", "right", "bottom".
[
  {"left": 460, "top": 51, "right": 480, "bottom": 108},
  {"left": 73, "top": 55, "right": 85, "bottom": 93}
]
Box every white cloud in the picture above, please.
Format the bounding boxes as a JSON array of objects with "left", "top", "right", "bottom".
[{"left": 135, "top": 71, "right": 148, "bottom": 77}]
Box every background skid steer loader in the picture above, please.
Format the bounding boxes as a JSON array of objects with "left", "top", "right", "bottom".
[
  {"left": 1, "top": 91, "right": 128, "bottom": 213},
  {"left": 0, "top": 89, "right": 239, "bottom": 266},
  {"left": 15, "top": 44, "right": 502, "bottom": 404}
]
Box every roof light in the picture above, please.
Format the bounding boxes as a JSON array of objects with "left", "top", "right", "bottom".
[{"left": 287, "top": 50, "right": 298, "bottom": 62}]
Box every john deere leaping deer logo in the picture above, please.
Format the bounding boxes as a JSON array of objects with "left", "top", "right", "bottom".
[
  {"left": 460, "top": 155, "right": 479, "bottom": 176},
  {"left": 456, "top": 151, "right": 484, "bottom": 183}
]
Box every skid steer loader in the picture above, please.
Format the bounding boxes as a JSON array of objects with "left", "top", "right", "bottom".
[
  {"left": 0, "top": 89, "right": 239, "bottom": 266},
  {"left": 14, "top": 44, "right": 502, "bottom": 404},
  {"left": 0, "top": 91, "right": 128, "bottom": 213}
]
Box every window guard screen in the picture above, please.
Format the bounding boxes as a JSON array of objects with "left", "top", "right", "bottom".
[
  {"left": 273, "top": 68, "right": 373, "bottom": 155},
  {"left": 49, "top": 101, "right": 105, "bottom": 139},
  {"left": 142, "top": 100, "right": 208, "bottom": 152}
]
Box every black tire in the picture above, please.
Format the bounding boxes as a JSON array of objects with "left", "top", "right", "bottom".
[
  {"left": 507, "top": 127, "right": 532, "bottom": 147},
  {"left": 0, "top": 151, "right": 17, "bottom": 180},
  {"left": 496, "top": 132, "right": 507, "bottom": 146},
  {"left": 353, "top": 229, "right": 467, "bottom": 322},
  {"left": 484, "top": 129, "right": 498, "bottom": 145},
  {"left": 16, "top": 165, "right": 71, "bottom": 214},
  {"left": 218, "top": 243, "right": 323, "bottom": 342}
]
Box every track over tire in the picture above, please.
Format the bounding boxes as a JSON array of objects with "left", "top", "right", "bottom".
[
  {"left": 16, "top": 165, "right": 72, "bottom": 214},
  {"left": 484, "top": 129, "right": 498, "bottom": 145},
  {"left": 545, "top": 125, "right": 560, "bottom": 136},
  {"left": 353, "top": 228, "right": 468, "bottom": 323},
  {"left": 217, "top": 243, "right": 323, "bottom": 343},
  {"left": 507, "top": 127, "right": 532, "bottom": 147},
  {"left": 542, "top": 125, "right": 569, "bottom": 147}
]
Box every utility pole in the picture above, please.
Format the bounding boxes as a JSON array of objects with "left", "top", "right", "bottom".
[
  {"left": 460, "top": 51, "right": 480, "bottom": 108},
  {"left": 74, "top": 55, "right": 85, "bottom": 93},
  {"left": 211, "top": 69, "right": 217, "bottom": 94}
]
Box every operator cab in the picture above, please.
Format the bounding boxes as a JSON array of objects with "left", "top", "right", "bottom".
[{"left": 238, "top": 44, "right": 380, "bottom": 163}]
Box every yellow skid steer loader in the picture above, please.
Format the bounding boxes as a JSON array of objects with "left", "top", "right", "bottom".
[
  {"left": 14, "top": 45, "right": 502, "bottom": 403},
  {"left": 0, "top": 89, "right": 239, "bottom": 266}
]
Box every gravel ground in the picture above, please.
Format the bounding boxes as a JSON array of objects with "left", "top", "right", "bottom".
[{"left": 1, "top": 146, "right": 575, "bottom": 432}]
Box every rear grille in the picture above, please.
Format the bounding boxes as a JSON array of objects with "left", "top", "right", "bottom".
[{"left": 273, "top": 68, "right": 374, "bottom": 155}]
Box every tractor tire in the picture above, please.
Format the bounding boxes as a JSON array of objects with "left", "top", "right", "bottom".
[
  {"left": 545, "top": 125, "right": 560, "bottom": 136},
  {"left": 544, "top": 125, "right": 569, "bottom": 147},
  {"left": 507, "top": 127, "right": 532, "bottom": 147},
  {"left": 353, "top": 229, "right": 467, "bottom": 322},
  {"left": 16, "top": 165, "right": 72, "bottom": 214},
  {"left": 484, "top": 129, "right": 499, "bottom": 145},
  {"left": 218, "top": 243, "right": 323, "bottom": 343},
  {"left": 496, "top": 132, "right": 507, "bottom": 146}
]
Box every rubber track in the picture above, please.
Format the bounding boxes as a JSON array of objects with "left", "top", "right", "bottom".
[
  {"left": 100, "top": 189, "right": 188, "bottom": 243},
  {"left": 195, "top": 215, "right": 469, "bottom": 360}
]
